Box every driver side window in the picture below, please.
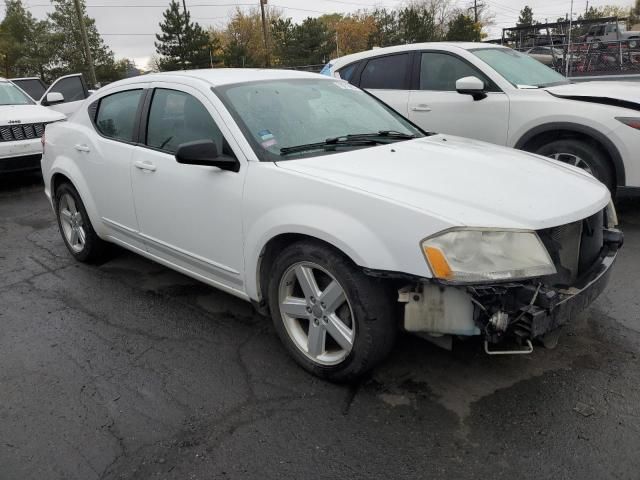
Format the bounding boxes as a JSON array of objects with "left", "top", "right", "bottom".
[
  {"left": 420, "top": 52, "right": 493, "bottom": 91},
  {"left": 146, "top": 88, "right": 235, "bottom": 158}
]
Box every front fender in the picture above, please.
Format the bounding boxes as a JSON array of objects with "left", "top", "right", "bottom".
[{"left": 243, "top": 204, "right": 398, "bottom": 301}]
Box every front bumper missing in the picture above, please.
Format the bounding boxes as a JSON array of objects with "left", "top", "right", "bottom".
[
  {"left": 471, "top": 229, "right": 622, "bottom": 346},
  {"left": 397, "top": 228, "right": 622, "bottom": 350}
]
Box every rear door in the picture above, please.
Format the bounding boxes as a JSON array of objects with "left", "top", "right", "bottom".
[
  {"left": 355, "top": 52, "right": 413, "bottom": 117},
  {"left": 41, "top": 74, "right": 90, "bottom": 115},
  {"left": 407, "top": 51, "right": 510, "bottom": 145}
]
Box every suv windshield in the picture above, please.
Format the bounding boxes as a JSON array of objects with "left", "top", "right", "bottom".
[
  {"left": 0, "top": 81, "right": 35, "bottom": 105},
  {"left": 471, "top": 48, "right": 569, "bottom": 88},
  {"left": 214, "top": 78, "right": 424, "bottom": 161}
]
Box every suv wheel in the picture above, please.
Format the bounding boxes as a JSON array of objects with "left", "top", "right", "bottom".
[
  {"left": 534, "top": 138, "right": 615, "bottom": 191},
  {"left": 268, "top": 240, "right": 396, "bottom": 382},
  {"left": 55, "top": 182, "right": 107, "bottom": 262}
]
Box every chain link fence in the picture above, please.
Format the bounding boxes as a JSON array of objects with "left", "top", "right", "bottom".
[{"left": 518, "top": 39, "right": 640, "bottom": 78}]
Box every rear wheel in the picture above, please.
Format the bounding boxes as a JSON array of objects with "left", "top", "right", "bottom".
[
  {"left": 534, "top": 138, "right": 615, "bottom": 191},
  {"left": 268, "top": 240, "right": 396, "bottom": 382},
  {"left": 55, "top": 182, "right": 107, "bottom": 262}
]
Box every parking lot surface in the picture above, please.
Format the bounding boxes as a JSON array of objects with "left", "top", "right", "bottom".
[{"left": 1, "top": 173, "right": 640, "bottom": 480}]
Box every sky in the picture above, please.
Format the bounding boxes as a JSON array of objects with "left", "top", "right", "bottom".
[{"left": 0, "top": 0, "right": 636, "bottom": 69}]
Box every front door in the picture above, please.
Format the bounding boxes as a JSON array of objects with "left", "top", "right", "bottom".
[
  {"left": 130, "top": 84, "right": 246, "bottom": 292},
  {"left": 407, "top": 52, "right": 510, "bottom": 146},
  {"left": 42, "top": 74, "right": 90, "bottom": 115}
]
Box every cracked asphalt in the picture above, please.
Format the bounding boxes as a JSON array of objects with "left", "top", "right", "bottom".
[{"left": 1, "top": 172, "right": 639, "bottom": 480}]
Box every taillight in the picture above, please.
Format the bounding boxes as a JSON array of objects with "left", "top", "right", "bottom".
[
  {"left": 41, "top": 130, "right": 46, "bottom": 154},
  {"left": 616, "top": 117, "right": 640, "bottom": 130}
]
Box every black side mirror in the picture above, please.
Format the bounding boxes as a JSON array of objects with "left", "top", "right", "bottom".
[{"left": 175, "top": 140, "right": 240, "bottom": 172}]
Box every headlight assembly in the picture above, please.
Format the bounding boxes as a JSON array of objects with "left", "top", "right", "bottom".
[{"left": 421, "top": 229, "right": 556, "bottom": 283}]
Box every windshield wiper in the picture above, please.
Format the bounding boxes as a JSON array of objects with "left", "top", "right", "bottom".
[{"left": 279, "top": 131, "right": 416, "bottom": 156}]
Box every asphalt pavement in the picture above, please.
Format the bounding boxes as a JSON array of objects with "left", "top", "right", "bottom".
[{"left": 1, "top": 172, "right": 639, "bottom": 480}]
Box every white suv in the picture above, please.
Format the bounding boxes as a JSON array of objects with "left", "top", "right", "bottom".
[
  {"left": 323, "top": 43, "right": 640, "bottom": 196},
  {"left": 0, "top": 78, "right": 65, "bottom": 174},
  {"left": 42, "top": 70, "right": 622, "bottom": 380}
]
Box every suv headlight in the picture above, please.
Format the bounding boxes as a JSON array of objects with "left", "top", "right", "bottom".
[{"left": 421, "top": 229, "right": 556, "bottom": 283}]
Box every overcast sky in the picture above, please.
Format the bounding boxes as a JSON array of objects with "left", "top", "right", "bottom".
[{"left": 1, "top": 0, "right": 635, "bottom": 68}]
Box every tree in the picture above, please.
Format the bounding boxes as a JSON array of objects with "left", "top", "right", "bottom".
[
  {"left": 47, "top": 0, "right": 116, "bottom": 85},
  {"left": 446, "top": 13, "right": 481, "bottom": 41},
  {"left": 333, "top": 13, "right": 377, "bottom": 57},
  {"left": 155, "top": 0, "right": 211, "bottom": 71},
  {"left": 398, "top": 4, "right": 438, "bottom": 43},
  {"left": 222, "top": 8, "right": 267, "bottom": 67},
  {"left": 369, "top": 8, "right": 401, "bottom": 48},
  {"left": 0, "top": 0, "right": 54, "bottom": 79},
  {"left": 517, "top": 6, "right": 535, "bottom": 26}
]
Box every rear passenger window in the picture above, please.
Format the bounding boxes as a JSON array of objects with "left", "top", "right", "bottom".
[
  {"left": 146, "top": 88, "right": 233, "bottom": 157},
  {"left": 337, "top": 62, "right": 359, "bottom": 83},
  {"left": 95, "top": 89, "right": 143, "bottom": 142},
  {"left": 360, "top": 54, "right": 410, "bottom": 90}
]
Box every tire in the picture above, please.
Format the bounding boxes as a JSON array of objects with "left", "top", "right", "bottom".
[
  {"left": 533, "top": 138, "right": 615, "bottom": 192},
  {"left": 54, "top": 182, "right": 108, "bottom": 263},
  {"left": 267, "top": 240, "right": 396, "bottom": 382}
]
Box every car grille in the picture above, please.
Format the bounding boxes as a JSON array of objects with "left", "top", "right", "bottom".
[
  {"left": 0, "top": 123, "right": 46, "bottom": 142},
  {"left": 538, "top": 209, "right": 605, "bottom": 287}
]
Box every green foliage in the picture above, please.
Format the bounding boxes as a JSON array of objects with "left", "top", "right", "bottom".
[
  {"left": 47, "top": 0, "right": 117, "bottom": 85},
  {"left": 155, "top": 0, "right": 212, "bottom": 70},
  {"left": 446, "top": 14, "right": 481, "bottom": 41},
  {"left": 0, "top": 0, "right": 54, "bottom": 79},
  {"left": 517, "top": 6, "right": 535, "bottom": 26}
]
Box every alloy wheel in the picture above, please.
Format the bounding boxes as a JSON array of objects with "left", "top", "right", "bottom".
[
  {"left": 278, "top": 261, "right": 355, "bottom": 366},
  {"left": 548, "top": 152, "right": 594, "bottom": 176},
  {"left": 58, "top": 192, "right": 86, "bottom": 253}
]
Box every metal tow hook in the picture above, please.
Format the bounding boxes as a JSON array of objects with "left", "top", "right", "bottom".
[{"left": 484, "top": 339, "right": 534, "bottom": 355}]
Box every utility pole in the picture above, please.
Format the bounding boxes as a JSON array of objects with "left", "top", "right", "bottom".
[
  {"left": 72, "top": 0, "right": 97, "bottom": 87},
  {"left": 259, "top": 0, "right": 271, "bottom": 67},
  {"left": 336, "top": 31, "right": 339, "bottom": 57},
  {"left": 585, "top": 0, "right": 589, "bottom": 16},
  {"left": 566, "top": 0, "right": 574, "bottom": 76}
]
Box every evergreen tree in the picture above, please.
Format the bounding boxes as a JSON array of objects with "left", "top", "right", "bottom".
[
  {"left": 155, "top": 0, "right": 211, "bottom": 71},
  {"left": 446, "top": 13, "right": 481, "bottom": 41},
  {"left": 517, "top": 6, "right": 535, "bottom": 26},
  {"left": 47, "top": 0, "right": 116, "bottom": 85}
]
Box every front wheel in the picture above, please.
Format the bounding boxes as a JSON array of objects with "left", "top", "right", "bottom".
[
  {"left": 268, "top": 240, "right": 396, "bottom": 382},
  {"left": 534, "top": 138, "right": 615, "bottom": 192}
]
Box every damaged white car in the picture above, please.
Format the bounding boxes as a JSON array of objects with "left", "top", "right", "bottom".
[{"left": 42, "top": 70, "right": 623, "bottom": 381}]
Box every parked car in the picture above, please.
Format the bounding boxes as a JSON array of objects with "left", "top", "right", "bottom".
[
  {"left": 524, "top": 46, "right": 563, "bottom": 66},
  {"left": 323, "top": 43, "right": 640, "bottom": 197},
  {"left": 0, "top": 77, "right": 65, "bottom": 174},
  {"left": 10, "top": 73, "right": 92, "bottom": 116},
  {"left": 41, "top": 70, "right": 622, "bottom": 380},
  {"left": 582, "top": 22, "right": 640, "bottom": 48}
]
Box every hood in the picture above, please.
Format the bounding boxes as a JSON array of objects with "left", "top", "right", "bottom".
[
  {"left": 0, "top": 104, "right": 66, "bottom": 126},
  {"left": 546, "top": 81, "right": 640, "bottom": 110},
  {"left": 276, "top": 135, "right": 609, "bottom": 230}
]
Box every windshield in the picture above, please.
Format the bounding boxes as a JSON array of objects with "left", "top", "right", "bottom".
[
  {"left": 214, "top": 78, "right": 423, "bottom": 161},
  {"left": 471, "top": 48, "right": 569, "bottom": 88},
  {"left": 0, "top": 81, "right": 35, "bottom": 105}
]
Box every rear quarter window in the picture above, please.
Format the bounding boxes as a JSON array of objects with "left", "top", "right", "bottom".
[{"left": 94, "top": 89, "right": 143, "bottom": 142}]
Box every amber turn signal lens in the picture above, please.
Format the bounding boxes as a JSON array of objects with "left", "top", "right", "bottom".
[{"left": 424, "top": 246, "right": 453, "bottom": 279}]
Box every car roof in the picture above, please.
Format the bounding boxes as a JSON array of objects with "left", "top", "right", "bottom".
[
  {"left": 330, "top": 42, "right": 506, "bottom": 69},
  {"left": 111, "top": 68, "right": 328, "bottom": 89}
]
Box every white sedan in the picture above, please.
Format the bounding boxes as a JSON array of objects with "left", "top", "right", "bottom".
[
  {"left": 42, "top": 69, "right": 622, "bottom": 381},
  {"left": 323, "top": 42, "right": 640, "bottom": 196}
]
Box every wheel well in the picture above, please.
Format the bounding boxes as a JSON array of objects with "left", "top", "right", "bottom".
[
  {"left": 255, "top": 233, "right": 357, "bottom": 314},
  {"left": 518, "top": 128, "right": 621, "bottom": 185},
  {"left": 51, "top": 173, "right": 73, "bottom": 197}
]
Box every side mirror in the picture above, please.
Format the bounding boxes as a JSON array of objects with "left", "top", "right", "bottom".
[
  {"left": 175, "top": 140, "right": 240, "bottom": 172},
  {"left": 455, "top": 76, "right": 487, "bottom": 101},
  {"left": 44, "top": 92, "right": 65, "bottom": 105}
]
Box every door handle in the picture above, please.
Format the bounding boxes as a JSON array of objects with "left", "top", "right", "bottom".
[
  {"left": 411, "top": 105, "right": 432, "bottom": 112},
  {"left": 74, "top": 144, "right": 90, "bottom": 152},
  {"left": 134, "top": 160, "right": 157, "bottom": 172}
]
